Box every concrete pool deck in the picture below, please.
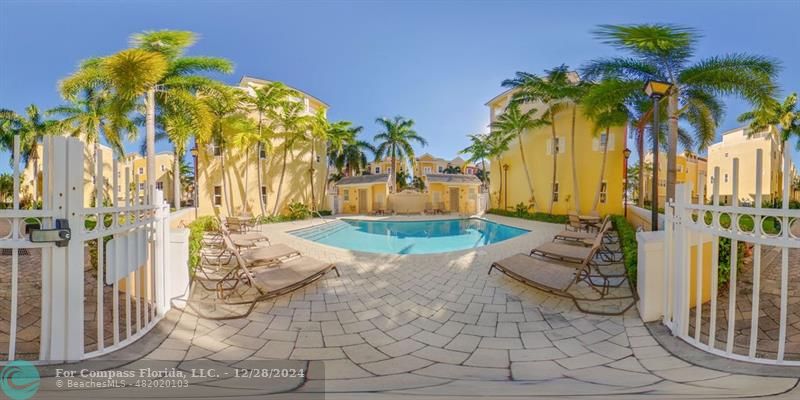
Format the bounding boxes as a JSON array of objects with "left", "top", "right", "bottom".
[{"left": 33, "top": 214, "right": 800, "bottom": 398}]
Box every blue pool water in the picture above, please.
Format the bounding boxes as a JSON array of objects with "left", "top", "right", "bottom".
[{"left": 290, "top": 218, "right": 529, "bottom": 254}]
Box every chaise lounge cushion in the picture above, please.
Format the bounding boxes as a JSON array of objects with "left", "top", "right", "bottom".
[
  {"left": 248, "top": 256, "right": 333, "bottom": 293},
  {"left": 533, "top": 241, "right": 593, "bottom": 261},
  {"left": 241, "top": 244, "right": 300, "bottom": 266},
  {"left": 492, "top": 254, "right": 576, "bottom": 292}
]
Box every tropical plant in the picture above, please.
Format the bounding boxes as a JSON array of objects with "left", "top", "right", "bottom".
[
  {"left": 738, "top": 92, "right": 800, "bottom": 165},
  {"left": 485, "top": 129, "right": 514, "bottom": 207},
  {"left": 271, "top": 99, "right": 311, "bottom": 216},
  {"left": 459, "top": 133, "right": 491, "bottom": 189},
  {"left": 0, "top": 105, "right": 62, "bottom": 204},
  {"left": 287, "top": 201, "right": 311, "bottom": 220},
  {"left": 584, "top": 23, "right": 779, "bottom": 204},
  {"left": 411, "top": 176, "right": 426, "bottom": 191},
  {"left": 583, "top": 93, "right": 629, "bottom": 212},
  {"left": 307, "top": 109, "right": 329, "bottom": 210},
  {"left": 443, "top": 165, "right": 462, "bottom": 174},
  {"left": 204, "top": 86, "right": 253, "bottom": 215},
  {"left": 394, "top": 169, "right": 411, "bottom": 191},
  {"left": 0, "top": 173, "right": 13, "bottom": 208},
  {"left": 335, "top": 137, "right": 374, "bottom": 177},
  {"left": 489, "top": 103, "right": 549, "bottom": 209},
  {"left": 60, "top": 30, "right": 232, "bottom": 203},
  {"left": 324, "top": 121, "right": 361, "bottom": 204},
  {"left": 373, "top": 116, "right": 427, "bottom": 193}
]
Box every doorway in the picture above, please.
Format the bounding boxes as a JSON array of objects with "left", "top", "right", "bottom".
[
  {"left": 450, "top": 187, "right": 459, "bottom": 213},
  {"left": 358, "top": 189, "right": 368, "bottom": 213}
]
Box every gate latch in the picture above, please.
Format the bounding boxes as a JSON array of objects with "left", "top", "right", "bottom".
[{"left": 30, "top": 219, "right": 71, "bottom": 247}]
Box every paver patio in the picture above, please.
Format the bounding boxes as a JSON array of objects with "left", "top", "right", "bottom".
[{"left": 13, "top": 215, "right": 800, "bottom": 397}]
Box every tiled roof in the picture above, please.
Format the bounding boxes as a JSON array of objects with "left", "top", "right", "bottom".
[
  {"left": 425, "top": 173, "right": 482, "bottom": 184},
  {"left": 336, "top": 174, "right": 389, "bottom": 186}
]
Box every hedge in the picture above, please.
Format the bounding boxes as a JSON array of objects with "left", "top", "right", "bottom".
[
  {"left": 610, "top": 215, "right": 638, "bottom": 287},
  {"left": 486, "top": 208, "right": 569, "bottom": 224}
]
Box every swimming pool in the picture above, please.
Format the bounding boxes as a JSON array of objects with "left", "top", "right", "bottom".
[{"left": 290, "top": 218, "right": 529, "bottom": 254}]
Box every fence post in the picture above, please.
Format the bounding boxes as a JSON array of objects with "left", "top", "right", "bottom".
[{"left": 154, "top": 190, "right": 168, "bottom": 316}]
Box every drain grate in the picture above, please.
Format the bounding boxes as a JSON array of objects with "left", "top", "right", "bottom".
[{"left": 1, "top": 248, "right": 30, "bottom": 256}]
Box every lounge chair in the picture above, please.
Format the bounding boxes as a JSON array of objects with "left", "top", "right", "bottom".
[
  {"left": 189, "top": 238, "right": 338, "bottom": 320},
  {"left": 488, "top": 253, "right": 635, "bottom": 316},
  {"left": 424, "top": 202, "right": 435, "bottom": 214},
  {"left": 554, "top": 216, "right": 611, "bottom": 243},
  {"left": 565, "top": 213, "right": 585, "bottom": 232},
  {"left": 194, "top": 239, "right": 300, "bottom": 294},
  {"left": 532, "top": 223, "right": 624, "bottom": 277}
]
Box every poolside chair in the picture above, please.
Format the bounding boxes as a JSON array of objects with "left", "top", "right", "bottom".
[
  {"left": 189, "top": 239, "right": 338, "bottom": 320},
  {"left": 424, "top": 202, "right": 435, "bottom": 214},
  {"left": 566, "top": 213, "right": 585, "bottom": 232},
  {"left": 488, "top": 253, "right": 636, "bottom": 316},
  {"left": 435, "top": 202, "right": 445, "bottom": 214},
  {"left": 532, "top": 223, "right": 624, "bottom": 278},
  {"left": 554, "top": 216, "right": 611, "bottom": 243}
]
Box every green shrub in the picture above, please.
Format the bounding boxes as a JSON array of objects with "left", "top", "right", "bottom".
[
  {"left": 610, "top": 215, "right": 638, "bottom": 287},
  {"left": 486, "top": 208, "right": 569, "bottom": 224},
  {"left": 317, "top": 210, "right": 333, "bottom": 216},
  {"left": 287, "top": 201, "right": 311, "bottom": 220},
  {"left": 718, "top": 237, "right": 745, "bottom": 288},
  {"left": 187, "top": 216, "right": 219, "bottom": 275}
]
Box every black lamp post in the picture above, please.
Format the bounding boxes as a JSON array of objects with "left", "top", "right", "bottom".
[
  {"left": 623, "top": 147, "right": 631, "bottom": 218},
  {"left": 190, "top": 145, "right": 199, "bottom": 219},
  {"left": 643, "top": 80, "right": 673, "bottom": 231}
]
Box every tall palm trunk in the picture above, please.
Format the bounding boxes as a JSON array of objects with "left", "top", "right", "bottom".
[
  {"left": 321, "top": 146, "right": 331, "bottom": 210},
  {"left": 309, "top": 139, "right": 316, "bottom": 210},
  {"left": 272, "top": 145, "right": 290, "bottom": 216},
  {"left": 548, "top": 113, "right": 558, "bottom": 214},
  {"left": 257, "top": 143, "right": 265, "bottom": 216},
  {"left": 219, "top": 143, "right": 232, "bottom": 216},
  {"left": 391, "top": 146, "right": 397, "bottom": 193},
  {"left": 569, "top": 105, "right": 580, "bottom": 213},
  {"left": 637, "top": 126, "right": 645, "bottom": 207},
  {"left": 480, "top": 158, "right": 487, "bottom": 191},
  {"left": 666, "top": 90, "right": 679, "bottom": 205},
  {"left": 145, "top": 87, "right": 156, "bottom": 205},
  {"left": 244, "top": 146, "right": 252, "bottom": 213},
  {"left": 495, "top": 156, "right": 503, "bottom": 207},
  {"left": 31, "top": 156, "right": 39, "bottom": 206},
  {"left": 592, "top": 128, "right": 611, "bottom": 212},
  {"left": 516, "top": 131, "right": 535, "bottom": 208},
  {"left": 173, "top": 152, "right": 180, "bottom": 210}
]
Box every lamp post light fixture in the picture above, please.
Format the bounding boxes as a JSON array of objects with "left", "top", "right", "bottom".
[
  {"left": 190, "top": 145, "right": 199, "bottom": 219},
  {"left": 623, "top": 147, "right": 631, "bottom": 218},
  {"left": 643, "top": 79, "right": 673, "bottom": 231}
]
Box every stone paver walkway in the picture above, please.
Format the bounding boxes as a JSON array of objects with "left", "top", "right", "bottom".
[{"left": 26, "top": 215, "right": 800, "bottom": 397}]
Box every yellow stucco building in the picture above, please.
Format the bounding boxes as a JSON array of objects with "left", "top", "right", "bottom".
[
  {"left": 20, "top": 141, "right": 175, "bottom": 207},
  {"left": 486, "top": 87, "right": 625, "bottom": 216},
  {"left": 336, "top": 174, "right": 390, "bottom": 214},
  {"left": 706, "top": 126, "right": 796, "bottom": 205},
  {"left": 643, "top": 151, "right": 708, "bottom": 207},
  {"left": 195, "top": 76, "right": 329, "bottom": 217}
]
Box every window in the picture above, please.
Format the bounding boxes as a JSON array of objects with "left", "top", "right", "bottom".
[
  {"left": 160, "top": 164, "right": 166, "bottom": 172},
  {"left": 599, "top": 133, "right": 608, "bottom": 146},
  {"left": 138, "top": 183, "right": 145, "bottom": 191},
  {"left": 553, "top": 139, "right": 560, "bottom": 153},
  {"left": 387, "top": 167, "right": 392, "bottom": 174},
  {"left": 138, "top": 167, "right": 144, "bottom": 175},
  {"left": 374, "top": 166, "right": 380, "bottom": 174},
  {"left": 343, "top": 189, "right": 349, "bottom": 201},
  {"left": 261, "top": 186, "right": 267, "bottom": 205},
  {"left": 600, "top": 182, "right": 607, "bottom": 204},
  {"left": 710, "top": 176, "right": 715, "bottom": 184},
  {"left": 155, "top": 181, "right": 163, "bottom": 190},
  {"left": 92, "top": 176, "right": 96, "bottom": 184},
  {"left": 316, "top": 155, "right": 321, "bottom": 163},
  {"left": 424, "top": 167, "right": 432, "bottom": 174},
  {"left": 259, "top": 145, "right": 267, "bottom": 159},
  {"left": 724, "top": 174, "right": 728, "bottom": 183},
  {"left": 724, "top": 152, "right": 728, "bottom": 158},
  {"left": 552, "top": 182, "right": 559, "bottom": 202},
  {"left": 438, "top": 166, "right": 443, "bottom": 173},
  {"left": 213, "top": 144, "right": 222, "bottom": 157},
  {"left": 213, "top": 186, "right": 222, "bottom": 206}
]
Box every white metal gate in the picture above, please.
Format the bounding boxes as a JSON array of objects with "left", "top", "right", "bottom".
[
  {"left": 664, "top": 148, "right": 799, "bottom": 365},
  {"left": 0, "top": 136, "right": 169, "bottom": 362}
]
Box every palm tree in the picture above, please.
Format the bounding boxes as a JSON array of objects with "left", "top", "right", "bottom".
[
  {"left": 443, "top": 165, "right": 462, "bottom": 174},
  {"left": 271, "top": 99, "right": 311, "bottom": 216},
  {"left": 583, "top": 96, "right": 629, "bottom": 212},
  {"left": 460, "top": 133, "right": 491, "bottom": 190},
  {"left": 0, "top": 173, "right": 13, "bottom": 208},
  {"left": 61, "top": 30, "right": 232, "bottom": 203},
  {"left": 373, "top": 116, "right": 427, "bottom": 193},
  {"left": 489, "top": 103, "right": 549, "bottom": 210},
  {"left": 324, "top": 121, "right": 361, "bottom": 207},
  {"left": 485, "top": 129, "right": 514, "bottom": 207},
  {"left": 243, "top": 82, "right": 292, "bottom": 215},
  {"left": 0, "top": 105, "right": 62, "bottom": 204},
  {"left": 306, "top": 109, "right": 330, "bottom": 211},
  {"left": 204, "top": 86, "right": 252, "bottom": 216},
  {"left": 584, "top": 24, "right": 779, "bottom": 205},
  {"left": 336, "top": 138, "right": 375, "bottom": 177}
]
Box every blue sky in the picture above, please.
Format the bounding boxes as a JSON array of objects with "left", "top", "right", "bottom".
[{"left": 1, "top": 0, "right": 798, "bottom": 173}]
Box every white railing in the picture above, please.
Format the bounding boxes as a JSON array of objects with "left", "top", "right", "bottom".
[
  {"left": 0, "top": 136, "right": 172, "bottom": 362},
  {"left": 664, "top": 147, "right": 799, "bottom": 365}
]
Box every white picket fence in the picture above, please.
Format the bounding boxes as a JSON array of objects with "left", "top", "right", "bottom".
[
  {"left": 664, "top": 147, "right": 799, "bottom": 365},
  {"left": 0, "top": 136, "right": 171, "bottom": 362}
]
